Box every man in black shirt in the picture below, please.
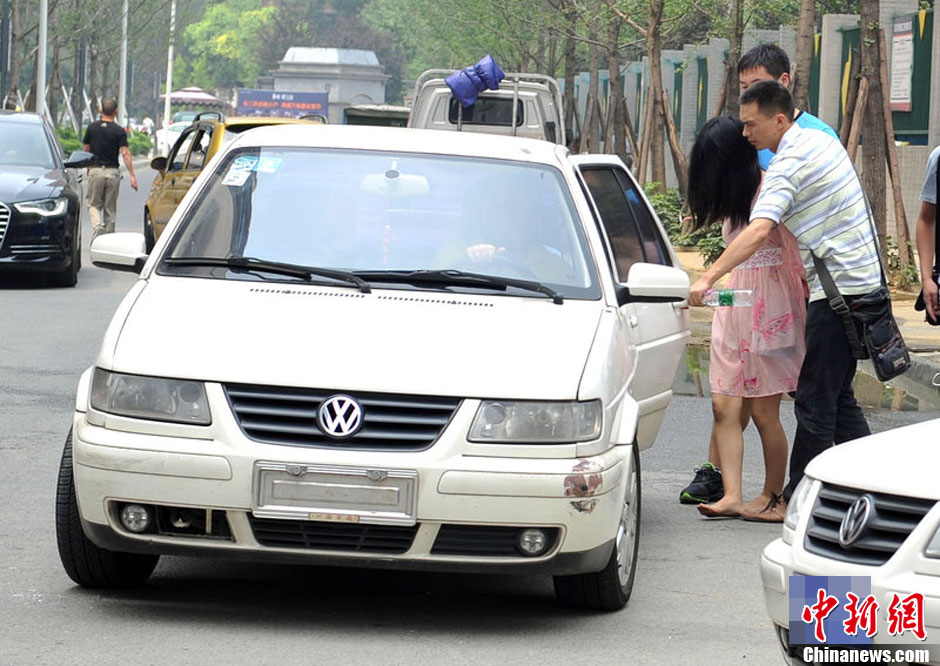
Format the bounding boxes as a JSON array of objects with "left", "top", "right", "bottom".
[{"left": 83, "top": 97, "right": 138, "bottom": 238}]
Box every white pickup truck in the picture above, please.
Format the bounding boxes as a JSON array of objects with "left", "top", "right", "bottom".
[{"left": 408, "top": 68, "right": 566, "bottom": 145}]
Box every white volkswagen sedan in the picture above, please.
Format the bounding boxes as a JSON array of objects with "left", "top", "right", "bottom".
[
  {"left": 57, "top": 125, "right": 690, "bottom": 611},
  {"left": 761, "top": 420, "right": 940, "bottom": 662}
]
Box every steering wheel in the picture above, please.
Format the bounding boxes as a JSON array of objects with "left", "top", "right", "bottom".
[{"left": 448, "top": 250, "right": 538, "bottom": 281}]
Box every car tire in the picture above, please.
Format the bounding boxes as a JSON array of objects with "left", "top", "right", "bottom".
[
  {"left": 55, "top": 429, "right": 159, "bottom": 588},
  {"left": 48, "top": 236, "right": 79, "bottom": 288},
  {"left": 553, "top": 443, "right": 641, "bottom": 611},
  {"left": 144, "top": 210, "right": 155, "bottom": 254}
]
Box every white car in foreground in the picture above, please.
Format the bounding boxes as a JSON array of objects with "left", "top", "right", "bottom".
[
  {"left": 761, "top": 419, "right": 940, "bottom": 663},
  {"left": 57, "top": 125, "right": 689, "bottom": 610}
]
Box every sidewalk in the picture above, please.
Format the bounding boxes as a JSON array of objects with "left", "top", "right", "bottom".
[{"left": 676, "top": 250, "right": 940, "bottom": 386}]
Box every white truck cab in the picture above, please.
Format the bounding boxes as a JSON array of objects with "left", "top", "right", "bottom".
[{"left": 408, "top": 69, "right": 565, "bottom": 144}]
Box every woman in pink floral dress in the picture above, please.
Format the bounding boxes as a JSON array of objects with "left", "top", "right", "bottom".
[{"left": 686, "top": 116, "right": 807, "bottom": 518}]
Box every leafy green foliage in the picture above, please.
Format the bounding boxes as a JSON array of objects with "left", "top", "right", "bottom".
[
  {"left": 127, "top": 132, "right": 153, "bottom": 157},
  {"left": 643, "top": 183, "right": 726, "bottom": 266},
  {"left": 884, "top": 237, "right": 919, "bottom": 289},
  {"left": 56, "top": 126, "right": 83, "bottom": 155}
]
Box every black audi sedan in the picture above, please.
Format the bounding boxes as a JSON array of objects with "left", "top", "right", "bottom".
[{"left": 0, "top": 111, "right": 92, "bottom": 287}]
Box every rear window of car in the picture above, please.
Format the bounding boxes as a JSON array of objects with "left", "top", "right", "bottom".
[
  {"left": 448, "top": 97, "right": 523, "bottom": 127},
  {"left": 161, "top": 147, "right": 601, "bottom": 300}
]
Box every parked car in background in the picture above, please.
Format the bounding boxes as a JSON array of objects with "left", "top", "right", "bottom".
[
  {"left": 144, "top": 114, "right": 319, "bottom": 251},
  {"left": 0, "top": 111, "right": 92, "bottom": 286},
  {"left": 760, "top": 419, "right": 940, "bottom": 664},
  {"left": 153, "top": 121, "right": 188, "bottom": 157},
  {"left": 59, "top": 125, "right": 690, "bottom": 610}
]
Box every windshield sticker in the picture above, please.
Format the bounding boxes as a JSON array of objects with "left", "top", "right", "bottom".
[
  {"left": 222, "top": 169, "right": 251, "bottom": 187},
  {"left": 256, "top": 157, "right": 282, "bottom": 174},
  {"left": 222, "top": 156, "right": 259, "bottom": 186},
  {"left": 231, "top": 156, "right": 259, "bottom": 171}
]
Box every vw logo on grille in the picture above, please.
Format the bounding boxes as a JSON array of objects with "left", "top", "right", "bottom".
[
  {"left": 318, "top": 395, "right": 363, "bottom": 438},
  {"left": 839, "top": 495, "right": 874, "bottom": 548}
]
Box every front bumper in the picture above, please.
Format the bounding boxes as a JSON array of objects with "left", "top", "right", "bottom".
[
  {"left": 761, "top": 531, "right": 940, "bottom": 661},
  {"left": 0, "top": 211, "right": 76, "bottom": 271},
  {"left": 72, "top": 388, "right": 632, "bottom": 576}
]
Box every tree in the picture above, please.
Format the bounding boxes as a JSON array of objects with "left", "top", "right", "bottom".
[
  {"left": 792, "top": 0, "right": 815, "bottom": 110},
  {"left": 858, "top": 0, "right": 887, "bottom": 250}
]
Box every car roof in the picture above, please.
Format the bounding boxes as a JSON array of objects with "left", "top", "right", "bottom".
[
  {"left": 0, "top": 111, "right": 43, "bottom": 124},
  {"left": 226, "top": 124, "right": 566, "bottom": 165},
  {"left": 218, "top": 116, "right": 318, "bottom": 132}
]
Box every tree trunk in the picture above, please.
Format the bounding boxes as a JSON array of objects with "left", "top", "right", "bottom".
[
  {"left": 662, "top": 87, "right": 688, "bottom": 199},
  {"left": 7, "top": 0, "right": 22, "bottom": 105},
  {"left": 879, "top": 29, "right": 909, "bottom": 265},
  {"left": 725, "top": 0, "right": 744, "bottom": 117},
  {"left": 561, "top": 2, "right": 577, "bottom": 147},
  {"left": 792, "top": 0, "right": 816, "bottom": 110},
  {"left": 48, "top": 41, "right": 60, "bottom": 125},
  {"left": 605, "top": 15, "right": 627, "bottom": 161},
  {"left": 646, "top": 0, "right": 667, "bottom": 188},
  {"left": 586, "top": 17, "right": 602, "bottom": 153},
  {"left": 846, "top": 76, "right": 868, "bottom": 160},
  {"left": 859, "top": 0, "right": 887, "bottom": 253},
  {"left": 839, "top": 49, "right": 861, "bottom": 146}
]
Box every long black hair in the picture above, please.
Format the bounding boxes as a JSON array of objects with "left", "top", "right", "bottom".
[{"left": 686, "top": 115, "right": 761, "bottom": 232}]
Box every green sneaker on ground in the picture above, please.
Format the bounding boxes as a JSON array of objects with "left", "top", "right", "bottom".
[{"left": 679, "top": 462, "right": 724, "bottom": 504}]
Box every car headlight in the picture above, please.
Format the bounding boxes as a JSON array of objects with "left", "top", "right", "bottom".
[
  {"left": 468, "top": 400, "right": 601, "bottom": 443},
  {"left": 782, "top": 476, "right": 817, "bottom": 544},
  {"left": 90, "top": 368, "right": 211, "bottom": 425},
  {"left": 14, "top": 196, "right": 68, "bottom": 217},
  {"left": 926, "top": 522, "right": 940, "bottom": 559}
]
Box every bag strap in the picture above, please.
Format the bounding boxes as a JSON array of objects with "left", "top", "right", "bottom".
[{"left": 810, "top": 252, "right": 866, "bottom": 358}]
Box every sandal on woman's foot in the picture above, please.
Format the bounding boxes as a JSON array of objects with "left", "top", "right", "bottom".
[
  {"left": 696, "top": 503, "right": 741, "bottom": 519},
  {"left": 742, "top": 493, "right": 787, "bottom": 523}
]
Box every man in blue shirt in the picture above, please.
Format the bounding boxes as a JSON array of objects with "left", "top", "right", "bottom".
[
  {"left": 915, "top": 146, "right": 940, "bottom": 322},
  {"left": 738, "top": 44, "right": 837, "bottom": 169}
]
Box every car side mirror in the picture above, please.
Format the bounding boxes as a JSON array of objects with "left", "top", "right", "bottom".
[
  {"left": 150, "top": 155, "right": 168, "bottom": 171},
  {"left": 63, "top": 150, "right": 95, "bottom": 168},
  {"left": 91, "top": 232, "right": 149, "bottom": 274},
  {"left": 616, "top": 262, "right": 689, "bottom": 306}
]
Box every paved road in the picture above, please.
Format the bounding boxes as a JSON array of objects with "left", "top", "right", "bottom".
[{"left": 0, "top": 169, "right": 936, "bottom": 665}]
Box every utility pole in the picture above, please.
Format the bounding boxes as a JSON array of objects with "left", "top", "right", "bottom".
[
  {"left": 36, "top": 0, "right": 47, "bottom": 116},
  {"left": 0, "top": 0, "right": 10, "bottom": 103},
  {"left": 119, "top": 0, "right": 128, "bottom": 126},
  {"left": 162, "top": 0, "right": 176, "bottom": 130}
]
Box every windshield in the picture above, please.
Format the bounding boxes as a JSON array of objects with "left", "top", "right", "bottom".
[
  {"left": 161, "top": 147, "right": 600, "bottom": 299},
  {"left": 0, "top": 121, "right": 55, "bottom": 168}
]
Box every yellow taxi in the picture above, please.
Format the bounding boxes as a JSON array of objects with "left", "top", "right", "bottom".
[{"left": 144, "top": 114, "right": 326, "bottom": 251}]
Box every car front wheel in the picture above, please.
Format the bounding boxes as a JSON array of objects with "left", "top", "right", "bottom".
[
  {"left": 553, "top": 443, "right": 641, "bottom": 611},
  {"left": 55, "top": 429, "right": 159, "bottom": 588}
]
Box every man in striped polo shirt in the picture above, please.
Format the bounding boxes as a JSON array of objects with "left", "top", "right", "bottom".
[{"left": 689, "top": 80, "right": 881, "bottom": 521}]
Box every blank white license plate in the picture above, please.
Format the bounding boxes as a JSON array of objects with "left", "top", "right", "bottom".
[{"left": 253, "top": 462, "right": 417, "bottom": 526}]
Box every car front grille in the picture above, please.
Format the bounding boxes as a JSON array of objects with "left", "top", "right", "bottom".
[
  {"left": 248, "top": 516, "right": 418, "bottom": 553},
  {"left": 431, "top": 525, "right": 560, "bottom": 557},
  {"left": 0, "top": 203, "right": 9, "bottom": 247},
  {"left": 224, "top": 383, "right": 461, "bottom": 451},
  {"left": 804, "top": 484, "right": 935, "bottom": 566},
  {"left": 9, "top": 243, "right": 60, "bottom": 256}
]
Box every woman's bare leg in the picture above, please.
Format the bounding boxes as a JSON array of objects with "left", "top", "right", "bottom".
[
  {"left": 741, "top": 393, "right": 787, "bottom": 514},
  {"left": 697, "top": 394, "right": 746, "bottom": 517},
  {"left": 705, "top": 400, "right": 750, "bottom": 468}
]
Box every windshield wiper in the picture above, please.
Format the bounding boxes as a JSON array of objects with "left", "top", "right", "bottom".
[
  {"left": 353, "top": 269, "right": 563, "bottom": 304},
  {"left": 163, "top": 256, "right": 371, "bottom": 293}
]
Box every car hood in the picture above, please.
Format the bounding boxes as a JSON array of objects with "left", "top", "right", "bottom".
[
  {"left": 107, "top": 278, "right": 604, "bottom": 399},
  {"left": 0, "top": 165, "right": 63, "bottom": 202},
  {"left": 806, "top": 418, "right": 940, "bottom": 500}
]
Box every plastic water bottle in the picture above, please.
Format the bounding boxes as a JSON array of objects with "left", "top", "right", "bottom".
[{"left": 704, "top": 288, "right": 753, "bottom": 307}]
